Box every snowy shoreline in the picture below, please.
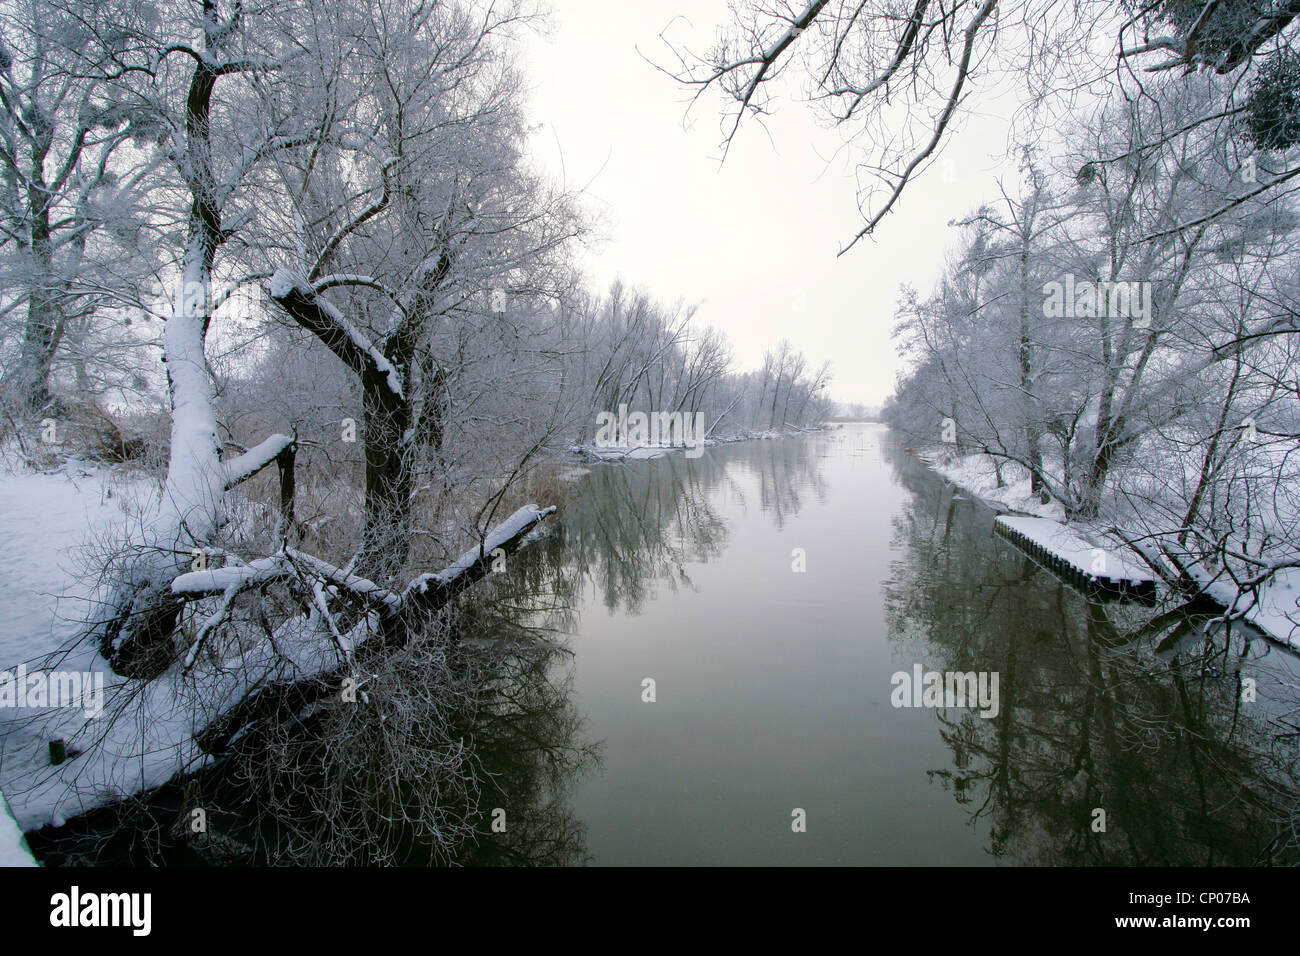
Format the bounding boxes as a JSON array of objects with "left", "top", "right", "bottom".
[
  {"left": 0, "top": 790, "right": 37, "bottom": 866},
  {"left": 567, "top": 424, "right": 827, "bottom": 464},
  {"left": 911, "top": 444, "right": 1300, "bottom": 653},
  {"left": 0, "top": 456, "right": 556, "bottom": 836}
]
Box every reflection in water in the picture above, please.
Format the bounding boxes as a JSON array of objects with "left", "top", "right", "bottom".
[
  {"left": 450, "top": 640, "right": 601, "bottom": 866},
  {"left": 522, "top": 425, "right": 1297, "bottom": 864},
  {"left": 488, "top": 426, "right": 1300, "bottom": 865},
  {"left": 31, "top": 426, "right": 1300, "bottom": 865},
  {"left": 550, "top": 438, "right": 831, "bottom": 616},
  {"left": 879, "top": 434, "right": 1300, "bottom": 865}
]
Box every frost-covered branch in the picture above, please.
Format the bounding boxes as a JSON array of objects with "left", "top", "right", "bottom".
[
  {"left": 222, "top": 433, "right": 294, "bottom": 489},
  {"left": 268, "top": 268, "right": 405, "bottom": 398}
]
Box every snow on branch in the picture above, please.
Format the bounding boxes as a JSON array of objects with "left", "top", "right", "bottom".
[
  {"left": 216, "top": 133, "right": 315, "bottom": 208},
  {"left": 171, "top": 556, "right": 288, "bottom": 596},
  {"left": 269, "top": 268, "right": 405, "bottom": 398},
  {"left": 170, "top": 547, "right": 401, "bottom": 670},
  {"left": 164, "top": 501, "right": 558, "bottom": 639},
  {"left": 1122, "top": 0, "right": 1300, "bottom": 73},
  {"left": 384, "top": 250, "right": 452, "bottom": 348},
  {"left": 222, "top": 433, "right": 294, "bottom": 489},
  {"left": 170, "top": 549, "right": 399, "bottom": 610},
  {"left": 282, "top": 549, "right": 401, "bottom": 614},
  {"left": 824, "top": 0, "right": 931, "bottom": 117},
  {"left": 382, "top": 189, "right": 469, "bottom": 346},
  {"left": 311, "top": 273, "right": 404, "bottom": 309},
  {"left": 402, "top": 505, "right": 557, "bottom": 601},
  {"left": 1, "top": 502, "right": 561, "bottom": 825},
  {"left": 309, "top": 155, "right": 400, "bottom": 281}
]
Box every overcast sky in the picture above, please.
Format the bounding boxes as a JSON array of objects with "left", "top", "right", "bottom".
[{"left": 518, "top": 0, "right": 1021, "bottom": 407}]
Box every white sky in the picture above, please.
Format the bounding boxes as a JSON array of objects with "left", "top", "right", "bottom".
[{"left": 518, "top": 0, "right": 1021, "bottom": 407}]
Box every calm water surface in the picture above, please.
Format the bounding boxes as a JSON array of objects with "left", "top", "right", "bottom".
[
  {"left": 535, "top": 423, "right": 1299, "bottom": 865},
  {"left": 30, "top": 423, "right": 1299, "bottom": 866}
]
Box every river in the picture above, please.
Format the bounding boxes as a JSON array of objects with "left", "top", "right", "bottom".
[
  {"left": 27, "top": 423, "right": 1300, "bottom": 866},
  {"left": 507, "top": 422, "right": 1300, "bottom": 865}
]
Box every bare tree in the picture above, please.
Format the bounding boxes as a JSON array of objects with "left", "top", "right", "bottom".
[
  {"left": 662, "top": 0, "right": 1300, "bottom": 250},
  {"left": 0, "top": 0, "right": 157, "bottom": 413}
]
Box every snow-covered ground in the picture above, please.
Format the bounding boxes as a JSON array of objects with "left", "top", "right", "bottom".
[
  {"left": 1183, "top": 562, "right": 1300, "bottom": 652},
  {"left": 0, "top": 789, "right": 36, "bottom": 866},
  {"left": 0, "top": 457, "right": 167, "bottom": 832},
  {"left": 0, "top": 459, "right": 157, "bottom": 668},
  {"left": 916, "top": 446, "right": 1300, "bottom": 651},
  {"left": 0, "top": 449, "right": 556, "bottom": 833},
  {"left": 1242, "top": 568, "right": 1300, "bottom": 650},
  {"left": 996, "top": 515, "right": 1155, "bottom": 585},
  {"left": 920, "top": 450, "right": 1063, "bottom": 519}
]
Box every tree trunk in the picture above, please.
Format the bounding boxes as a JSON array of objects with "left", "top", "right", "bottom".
[
  {"left": 356, "top": 372, "right": 414, "bottom": 584},
  {"left": 12, "top": 128, "right": 60, "bottom": 413},
  {"left": 99, "top": 50, "right": 229, "bottom": 678}
]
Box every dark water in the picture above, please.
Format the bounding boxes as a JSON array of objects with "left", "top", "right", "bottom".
[
  {"left": 29, "top": 424, "right": 1300, "bottom": 866},
  {"left": 521, "top": 423, "right": 1300, "bottom": 865}
]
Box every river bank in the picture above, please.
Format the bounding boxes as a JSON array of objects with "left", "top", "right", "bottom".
[
  {"left": 567, "top": 423, "right": 829, "bottom": 464},
  {"left": 911, "top": 444, "right": 1300, "bottom": 652}
]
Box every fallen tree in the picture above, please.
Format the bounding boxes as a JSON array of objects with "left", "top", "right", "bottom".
[
  {"left": 4, "top": 0, "right": 577, "bottom": 840},
  {"left": 190, "top": 502, "right": 557, "bottom": 755},
  {"left": 1, "top": 500, "right": 557, "bottom": 832}
]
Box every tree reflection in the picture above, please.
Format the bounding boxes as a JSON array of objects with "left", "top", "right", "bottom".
[
  {"left": 881, "top": 435, "right": 1300, "bottom": 865},
  {"left": 550, "top": 438, "right": 829, "bottom": 615},
  {"left": 30, "top": 436, "right": 838, "bottom": 866}
]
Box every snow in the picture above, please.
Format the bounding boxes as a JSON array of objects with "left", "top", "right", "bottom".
[
  {"left": 918, "top": 445, "right": 1300, "bottom": 649},
  {"left": 996, "top": 515, "right": 1156, "bottom": 585},
  {"left": 3, "top": 498, "right": 550, "bottom": 830},
  {"left": 919, "top": 450, "right": 1155, "bottom": 586},
  {"left": 170, "top": 555, "right": 285, "bottom": 594},
  {"left": 760, "top": 1, "right": 819, "bottom": 59},
  {"left": 0, "top": 790, "right": 36, "bottom": 866},
  {"left": 164, "top": 241, "right": 227, "bottom": 540},
  {"left": 1248, "top": 568, "right": 1300, "bottom": 651},
  {"left": 1, "top": 603, "right": 360, "bottom": 833},
  {"left": 1184, "top": 562, "right": 1300, "bottom": 652},
  {"left": 0, "top": 469, "right": 556, "bottom": 832},
  {"left": 0, "top": 461, "right": 351, "bottom": 831},
  {"left": 267, "top": 268, "right": 299, "bottom": 299},
  {"left": 269, "top": 268, "right": 405, "bottom": 398},
  {"left": 280, "top": 549, "right": 400, "bottom": 610},
  {"left": 0, "top": 461, "right": 214, "bottom": 832},
  {"left": 0, "top": 463, "right": 155, "bottom": 667},
  {"left": 222, "top": 433, "right": 293, "bottom": 486},
  {"left": 405, "top": 504, "right": 556, "bottom": 595},
  {"left": 921, "top": 450, "right": 1063, "bottom": 519}
]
